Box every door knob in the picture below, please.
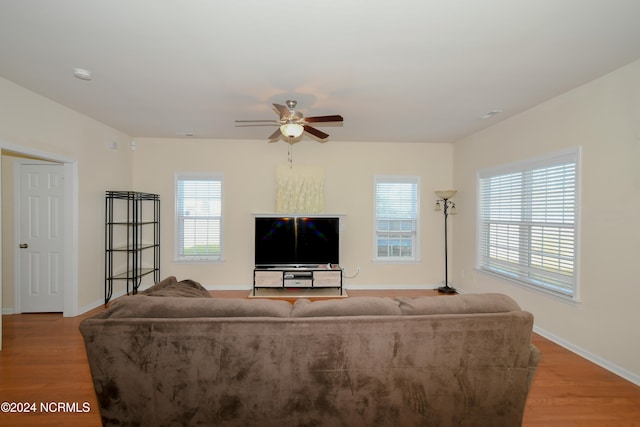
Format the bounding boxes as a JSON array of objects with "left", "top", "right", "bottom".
[{"left": 19, "top": 243, "right": 28, "bottom": 249}]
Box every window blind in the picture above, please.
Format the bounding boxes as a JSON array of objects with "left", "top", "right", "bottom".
[
  {"left": 175, "top": 174, "right": 223, "bottom": 261},
  {"left": 478, "top": 150, "right": 578, "bottom": 297},
  {"left": 374, "top": 176, "right": 420, "bottom": 260}
]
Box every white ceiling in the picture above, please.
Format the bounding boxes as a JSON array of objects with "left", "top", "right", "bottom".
[{"left": 1, "top": 0, "right": 640, "bottom": 143}]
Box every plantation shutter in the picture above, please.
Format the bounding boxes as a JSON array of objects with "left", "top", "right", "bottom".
[
  {"left": 176, "top": 174, "right": 223, "bottom": 261},
  {"left": 478, "top": 149, "right": 578, "bottom": 297}
]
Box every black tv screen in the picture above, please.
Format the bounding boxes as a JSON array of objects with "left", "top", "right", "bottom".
[{"left": 254, "top": 216, "right": 339, "bottom": 267}]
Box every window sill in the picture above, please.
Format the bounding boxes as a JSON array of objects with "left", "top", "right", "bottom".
[
  {"left": 475, "top": 267, "right": 581, "bottom": 305},
  {"left": 173, "top": 258, "right": 225, "bottom": 264},
  {"left": 371, "top": 258, "right": 421, "bottom": 264}
]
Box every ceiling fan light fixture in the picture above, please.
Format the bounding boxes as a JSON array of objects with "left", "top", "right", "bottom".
[
  {"left": 236, "top": 100, "right": 342, "bottom": 140},
  {"left": 280, "top": 123, "right": 304, "bottom": 138},
  {"left": 73, "top": 68, "right": 92, "bottom": 81}
]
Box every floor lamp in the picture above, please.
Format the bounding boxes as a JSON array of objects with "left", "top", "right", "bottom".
[{"left": 434, "top": 190, "right": 457, "bottom": 294}]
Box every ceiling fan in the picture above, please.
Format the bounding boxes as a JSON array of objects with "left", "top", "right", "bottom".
[{"left": 235, "top": 100, "right": 343, "bottom": 141}]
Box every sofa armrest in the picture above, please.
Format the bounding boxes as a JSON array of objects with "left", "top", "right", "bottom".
[{"left": 526, "top": 344, "right": 542, "bottom": 391}]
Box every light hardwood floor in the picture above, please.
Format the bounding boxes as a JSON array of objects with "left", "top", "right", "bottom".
[{"left": 1, "top": 289, "right": 639, "bottom": 426}]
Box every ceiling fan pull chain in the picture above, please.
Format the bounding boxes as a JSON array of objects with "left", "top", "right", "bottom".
[{"left": 288, "top": 139, "right": 293, "bottom": 168}]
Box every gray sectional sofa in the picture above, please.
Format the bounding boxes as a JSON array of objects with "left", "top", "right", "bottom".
[{"left": 80, "top": 281, "right": 540, "bottom": 427}]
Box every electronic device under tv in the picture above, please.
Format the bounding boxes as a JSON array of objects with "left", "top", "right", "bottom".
[{"left": 254, "top": 216, "right": 340, "bottom": 267}]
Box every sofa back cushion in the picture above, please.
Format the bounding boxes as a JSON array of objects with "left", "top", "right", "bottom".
[
  {"left": 99, "top": 292, "right": 520, "bottom": 320},
  {"left": 395, "top": 293, "right": 521, "bottom": 315},
  {"left": 139, "top": 276, "right": 212, "bottom": 298},
  {"left": 102, "top": 295, "right": 293, "bottom": 318},
  {"left": 291, "top": 297, "right": 402, "bottom": 317}
]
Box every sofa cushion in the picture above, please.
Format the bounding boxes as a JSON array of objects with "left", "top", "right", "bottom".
[
  {"left": 139, "top": 276, "right": 212, "bottom": 298},
  {"left": 395, "top": 293, "right": 521, "bottom": 315},
  {"left": 291, "top": 296, "right": 401, "bottom": 317},
  {"left": 104, "top": 295, "right": 292, "bottom": 318}
]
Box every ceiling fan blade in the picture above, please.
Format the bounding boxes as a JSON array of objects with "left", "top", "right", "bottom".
[
  {"left": 267, "top": 128, "right": 282, "bottom": 140},
  {"left": 272, "top": 103, "right": 291, "bottom": 119},
  {"left": 235, "top": 124, "right": 278, "bottom": 128},
  {"left": 235, "top": 119, "right": 278, "bottom": 123},
  {"left": 304, "top": 115, "right": 344, "bottom": 123},
  {"left": 304, "top": 125, "right": 329, "bottom": 140}
]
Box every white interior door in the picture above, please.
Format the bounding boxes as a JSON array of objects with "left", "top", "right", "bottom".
[{"left": 18, "top": 162, "right": 64, "bottom": 312}]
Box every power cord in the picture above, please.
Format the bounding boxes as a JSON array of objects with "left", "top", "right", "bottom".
[{"left": 341, "top": 266, "right": 360, "bottom": 279}]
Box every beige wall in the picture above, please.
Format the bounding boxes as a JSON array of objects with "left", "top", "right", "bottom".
[
  {"left": 452, "top": 59, "right": 640, "bottom": 379},
  {"left": 0, "top": 73, "right": 455, "bottom": 311},
  {"left": 0, "top": 77, "right": 133, "bottom": 313},
  {"left": 3, "top": 57, "right": 638, "bottom": 382},
  {"left": 132, "top": 138, "right": 453, "bottom": 289}
]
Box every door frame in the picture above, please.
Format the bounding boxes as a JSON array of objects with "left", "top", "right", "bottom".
[{"left": 2, "top": 141, "right": 78, "bottom": 317}]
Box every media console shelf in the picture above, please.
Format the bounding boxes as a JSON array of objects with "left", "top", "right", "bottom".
[{"left": 253, "top": 266, "right": 343, "bottom": 296}]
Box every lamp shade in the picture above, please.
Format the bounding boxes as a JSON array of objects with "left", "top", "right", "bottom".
[
  {"left": 280, "top": 123, "right": 304, "bottom": 138},
  {"left": 435, "top": 190, "right": 457, "bottom": 200}
]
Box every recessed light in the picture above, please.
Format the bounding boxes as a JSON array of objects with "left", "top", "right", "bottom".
[
  {"left": 73, "top": 68, "right": 92, "bottom": 81},
  {"left": 481, "top": 110, "right": 503, "bottom": 119},
  {"left": 480, "top": 110, "right": 502, "bottom": 119},
  {"left": 176, "top": 132, "right": 194, "bottom": 137}
]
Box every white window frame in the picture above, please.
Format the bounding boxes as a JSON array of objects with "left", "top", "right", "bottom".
[
  {"left": 477, "top": 148, "right": 580, "bottom": 300},
  {"left": 174, "top": 173, "right": 224, "bottom": 262},
  {"left": 373, "top": 175, "right": 420, "bottom": 262}
]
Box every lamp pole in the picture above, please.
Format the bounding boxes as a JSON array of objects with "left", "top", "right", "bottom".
[{"left": 435, "top": 190, "right": 457, "bottom": 294}]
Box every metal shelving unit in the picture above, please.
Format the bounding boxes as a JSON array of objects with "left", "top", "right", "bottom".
[{"left": 105, "top": 191, "right": 160, "bottom": 304}]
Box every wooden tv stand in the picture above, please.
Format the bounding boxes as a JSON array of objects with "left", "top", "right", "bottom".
[{"left": 253, "top": 266, "right": 343, "bottom": 296}]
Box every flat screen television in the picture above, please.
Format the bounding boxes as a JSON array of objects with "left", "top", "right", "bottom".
[{"left": 254, "top": 216, "right": 340, "bottom": 267}]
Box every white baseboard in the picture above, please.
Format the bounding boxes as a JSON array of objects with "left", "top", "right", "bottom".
[
  {"left": 343, "top": 283, "right": 440, "bottom": 290},
  {"left": 534, "top": 325, "right": 640, "bottom": 387},
  {"left": 77, "top": 298, "right": 107, "bottom": 316},
  {"left": 68, "top": 288, "right": 640, "bottom": 388},
  {"left": 201, "top": 284, "right": 442, "bottom": 291},
  {"left": 203, "top": 284, "right": 252, "bottom": 291},
  {"left": 77, "top": 288, "right": 129, "bottom": 315},
  {"left": 70, "top": 288, "right": 638, "bottom": 387}
]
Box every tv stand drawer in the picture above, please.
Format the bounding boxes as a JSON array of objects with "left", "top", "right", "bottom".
[
  {"left": 313, "top": 271, "right": 342, "bottom": 287},
  {"left": 284, "top": 279, "right": 312, "bottom": 287},
  {"left": 254, "top": 271, "right": 283, "bottom": 287}
]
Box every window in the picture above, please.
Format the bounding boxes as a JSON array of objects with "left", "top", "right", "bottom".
[
  {"left": 374, "top": 176, "right": 420, "bottom": 261},
  {"left": 478, "top": 148, "right": 579, "bottom": 299},
  {"left": 175, "top": 173, "right": 223, "bottom": 261}
]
